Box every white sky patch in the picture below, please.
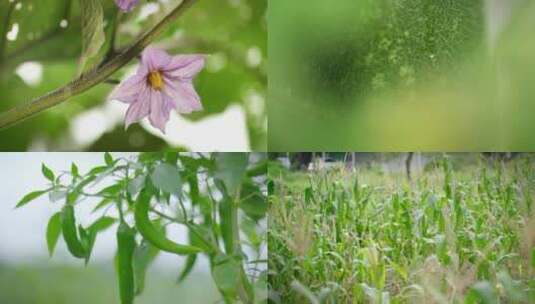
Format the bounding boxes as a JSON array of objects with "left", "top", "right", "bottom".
[
  {"left": 15, "top": 61, "right": 43, "bottom": 87},
  {"left": 141, "top": 104, "right": 250, "bottom": 151},
  {"left": 6, "top": 23, "right": 18, "bottom": 41}
]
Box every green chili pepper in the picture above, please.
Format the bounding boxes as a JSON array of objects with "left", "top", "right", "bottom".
[
  {"left": 134, "top": 190, "right": 202, "bottom": 255},
  {"left": 117, "top": 222, "right": 136, "bottom": 304},
  {"left": 61, "top": 205, "right": 87, "bottom": 258}
]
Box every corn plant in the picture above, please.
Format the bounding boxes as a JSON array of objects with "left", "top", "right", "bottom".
[{"left": 268, "top": 155, "right": 535, "bottom": 303}]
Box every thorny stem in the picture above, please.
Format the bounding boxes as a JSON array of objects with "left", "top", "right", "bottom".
[{"left": 0, "top": 0, "right": 199, "bottom": 130}]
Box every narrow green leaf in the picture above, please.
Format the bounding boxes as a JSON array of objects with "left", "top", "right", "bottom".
[
  {"left": 150, "top": 163, "right": 181, "bottom": 193},
  {"left": 89, "top": 166, "right": 109, "bottom": 175},
  {"left": 42, "top": 163, "right": 55, "bottom": 182},
  {"left": 78, "top": 0, "right": 105, "bottom": 74},
  {"left": 212, "top": 255, "right": 241, "bottom": 299},
  {"left": 177, "top": 254, "right": 197, "bottom": 283},
  {"left": 46, "top": 212, "right": 62, "bottom": 257},
  {"left": 98, "top": 184, "right": 122, "bottom": 195},
  {"left": 15, "top": 190, "right": 48, "bottom": 208},
  {"left": 219, "top": 197, "right": 234, "bottom": 254},
  {"left": 92, "top": 198, "right": 113, "bottom": 213},
  {"left": 133, "top": 240, "right": 159, "bottom": 295},
  {"left": 105, "top": 152, "right": 113, "bottom": 166},
  {"left": 128, "top": 175, "right": 146, "bottom": 196},
  {"left": 71, "top": 163, "right": 79, "bottom": 178},
  {"left": 215, "top": 153, "right": 248, "bottom": 195},
  {"left": 89, "top": 216, "right": 117, "bottom": 233}
]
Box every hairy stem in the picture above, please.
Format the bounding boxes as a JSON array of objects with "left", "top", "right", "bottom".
[{"left": 0, "top": 0, "right": 198, "bottom": 130}]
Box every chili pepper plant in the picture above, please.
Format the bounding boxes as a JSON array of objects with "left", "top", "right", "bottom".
[{"left": 16, "top": 152, "right": 268, "bottom": 304}]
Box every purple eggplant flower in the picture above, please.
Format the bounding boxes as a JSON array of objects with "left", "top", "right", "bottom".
[
  {"left": 114, "top": 0, "right": 140, "bottom": 12},
  {"left": 109, "top": 47, "right": 205, "bottom": 133}
]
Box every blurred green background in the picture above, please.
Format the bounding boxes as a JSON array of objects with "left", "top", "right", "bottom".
[
  {"left": 0, "top": 0, "right": 266, "bottom": 151},
  {"left": 269, "top": 0, "right": 535, "bottom": 151},
  {"left": 0, "top": 262, "right": 220, "bottom": 304}
]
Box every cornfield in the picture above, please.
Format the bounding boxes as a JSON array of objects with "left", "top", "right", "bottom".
[{"left": 268, "top": 155, "right": 535, "bottom": 303}]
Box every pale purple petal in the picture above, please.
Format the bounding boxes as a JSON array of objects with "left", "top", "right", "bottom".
[
  {"left": 163, "top": 79, "right": 203, "bottom": 113},
  {"left": 163, "top": 55, "right": 205, "bottom": 80},
  {"left": 124, "top": 86, "right": 151, "bottom": 129},
  {"left": 109, "top": 75, "right": 146, "bottom": 104},
  {"left": 148, "top": 90, "right": 172, "bottom": 133},
  {"left": 141, "top": 47, "right": 172, "bottom": 71},
  {"left": 114, "top": 0, "right": 139, "bottom": 12}
]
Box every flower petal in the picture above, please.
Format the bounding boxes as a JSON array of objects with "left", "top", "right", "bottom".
[
  {"left": 109, "top": 75, "right": 146, "bottom": 103},
  {"left": 114, "top": 0, "right": 139, "bottom": 12},
  {"left": 148, "top": 90, "right": 172, "bottom": 133},
  {"left": 163, "top": 79, "right": 203, "bottom": 113},
  {"left": 141, "top": 47, "right": 172, "bottom": 71},
  {"left": 124, "top": 86, "right": 151, "bottom": 129},
  {"left": 164, "top": 55, "right": 205, "bottom": 80}
]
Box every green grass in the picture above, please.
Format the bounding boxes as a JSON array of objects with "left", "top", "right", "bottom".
[{"left": 268, "top": 156, "right": 535, "bottom": 303}]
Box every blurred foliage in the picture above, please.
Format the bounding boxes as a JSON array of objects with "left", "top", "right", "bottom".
[
  {"left": 269, "top": 0, "right": 535, "bottom": 150},
  {"left": 0, "top": 0, "right": 266, "bottom": 151},
  {"left": 0, "top": 262, "right": 220, "bottom": 304}
]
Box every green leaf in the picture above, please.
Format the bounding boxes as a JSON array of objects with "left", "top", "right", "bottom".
[
  {"left": 177, "top": 254, "right": 197, "bottom": 283},
  {"left": 78, "top": 0, "right": 105, "bottom": 74},
  {"left": 104, "top": 152, "right": 113, "bottom": 166},
  {"left": 15, "top": 190, "right": 48, "bottom": 208},
  {"left": 98, "top": 184, "right": 122, "bottom": 195},
  {"left": 133, "top": 240, "right": 159, "bottom": 295},
  {"left": 212, "top": 255, "right": 241, "bottom": 299},
  {"left": 89, "top": 216, "right": 117, "bottom": 233},
  {"left": 215, "top": 153, "right": 249, "bottom": 195},
  {"left": 150, "top": 163, "right": 182, "bottom": 193},
  {"left": 79, "top": 225, "right": 97, "bottom": 266},
  {"left": 218, "top": 197, "right": 234, "bottom": 254},
  {"left": 92, "top": 198, "right": 113, "bottom": 213},
  {"left": 128, "top": 175, "right": 146, "bottom": 196},
  {"left": 42, "top": 163, "right": 55, "bottom": 182},
  {"left": 71, "top": 163, "right": 80, "bottom": 178},
  {"left": 466, "top": 281, "right": 497, "bottom": 304},
  {"left": 49, "top": 189, "right": 67, "bottom": 202},
  {"left": 46, "top": 212, "right": 62, "bottom": 257},
  {"left": 240, "top": 181, "right": 267, "bottom": 220}
]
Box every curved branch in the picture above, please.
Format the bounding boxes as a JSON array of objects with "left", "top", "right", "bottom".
[{"left": 0, "top": 0, "right": 198, "bottom": 130}]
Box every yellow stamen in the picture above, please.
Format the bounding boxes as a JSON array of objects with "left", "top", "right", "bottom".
[{"left": 148, "top": 71, "right": 164, "bottom": 90}]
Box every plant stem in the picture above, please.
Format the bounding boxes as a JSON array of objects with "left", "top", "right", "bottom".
[
  {"left": 232, "top": 188, "right": 253, "bottom": 304},
  {"left": 0, "top": 1, "right": 17, "bottom": 61},
  {"left": 0, "top": 0, "right": 198, "bottom": 130}
]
